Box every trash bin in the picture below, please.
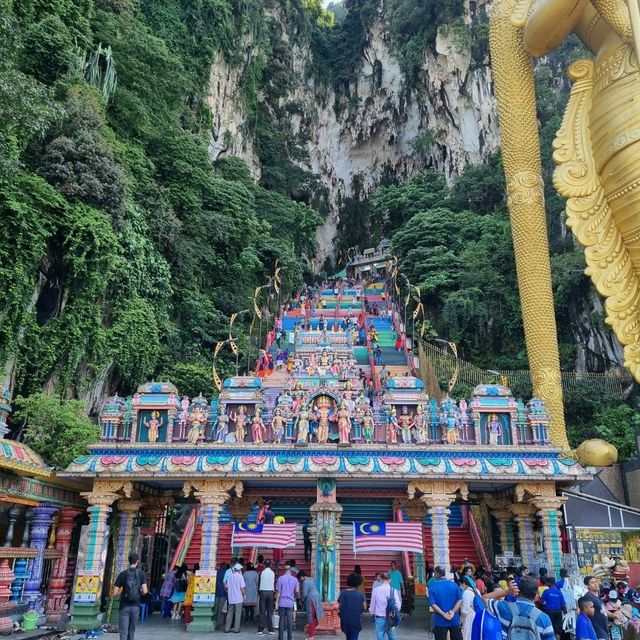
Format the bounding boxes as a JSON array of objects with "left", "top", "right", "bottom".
[{"left": 23, "top": 611, "right": 38, "bottom": 630}]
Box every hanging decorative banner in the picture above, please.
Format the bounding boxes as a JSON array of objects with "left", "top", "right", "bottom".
[
  {"left": 229, "top": 313, "right": 238, "bottom": 328},
  {"left": 230, "top": 340, "right": 238, "bottom": 356},
  {"left": 214, "top": 341, "right": 224, "bottom": 358},
  {"left": 253, "top": 287, "right": 261, "bottom": 317},
  {"left": 212, "top": 363, "right": 222, "bottom": 391}
]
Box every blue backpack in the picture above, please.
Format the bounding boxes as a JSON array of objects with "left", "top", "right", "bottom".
[
  {"left": 472, "top": 595, "right": 502, "bottom": 640},
  {"left": 386, "top": 588, "right": 401, "bottom": 627}
]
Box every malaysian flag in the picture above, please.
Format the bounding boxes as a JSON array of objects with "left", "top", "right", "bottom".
[
  {"left": 232, "top": 523, "right": 297, "bottom": 549},
  {"left": 353, "top": 522, "right": 423, "bottom": 553}
]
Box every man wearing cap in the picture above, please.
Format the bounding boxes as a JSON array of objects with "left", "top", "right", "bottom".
[
  {"left": 276, "top": 564, "right": 300, "bottom": 640},
  {"left": 225, "top": 564, "right": 246, "bottom": 633}
]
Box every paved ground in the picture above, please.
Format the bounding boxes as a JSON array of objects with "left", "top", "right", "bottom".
[{"left": 106, "top": 613, "right": 433, "bottom": 640}]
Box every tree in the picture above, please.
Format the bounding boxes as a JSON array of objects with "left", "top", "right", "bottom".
[{"left": 13, "top": 393, "right": 99, "bottom": 469}]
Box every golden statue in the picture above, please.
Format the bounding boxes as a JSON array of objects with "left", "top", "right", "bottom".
[{"left": 490, "top": 0, "right": 640, "bottom": 448}]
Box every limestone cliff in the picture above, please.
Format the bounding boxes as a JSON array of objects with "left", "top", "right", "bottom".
[{"left": 206, "top": 0, "right": 498, "bottom": 264}]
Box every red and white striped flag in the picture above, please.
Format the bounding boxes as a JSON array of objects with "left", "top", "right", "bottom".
[
  {"left": 232, "top": 523, "right": 297, "bottom": 549},
  {"left": 353, "top": 522, "right": 423, "bottom": 554}
]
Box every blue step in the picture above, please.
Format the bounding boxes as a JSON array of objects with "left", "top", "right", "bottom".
[
  {"left": 369, "top": 318, "right": 392, "bottom": 330},
  {"left": 338, "top": 499, "right": 394, "bottom": 524},
  {"left": 423, "top": 503, "right": 464, "bottom": 527}
]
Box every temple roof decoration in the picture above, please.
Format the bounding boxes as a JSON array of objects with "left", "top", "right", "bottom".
[{"left": 0, "top": 440, "right": 51, "bottom": 477}]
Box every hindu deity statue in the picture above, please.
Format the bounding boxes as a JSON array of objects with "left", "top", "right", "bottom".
[
  {"left": 292, "top": 382, "right": 305, "bottom": 414},
  {"left": 178, "top": 396, "right": 190, "bottom": 440},
  {"left": 459, "top": 398, "right": 469, "bottom": 440},
  {"left": 336, "top": 402, "right": 351, "bottom": 445},
  {"left": 330, "top": 357, "right": 341, "bottom": 377},
  {"left": 214, "top": 404, "right": 230, "bottom": 443},
  {"left": 122, "top": 397, "right": 133, "bottom": 440},
  {"left": 362, "top": 408, "right": 375, "bottom": 444},
  {"left": 295, "top": 406, "right": 311, "bottom": 444},
  {"left": 271, "top": 408, "right": 285, "bottom": 444},
  {"left": 307, "top": 353, "right": 318, "bottom": 376},
  {"left": 252, "top": 407, "right": 266, "bottom": 444},
  {"left": 414, "top": 404, "right": 428, "bottom": 444},
  {"left": 186, "top": 405, "right": 207, "bottom": 444},
  {"left": 231, "top": 405, "right": 248, "bottom": 443},
  {"left": 487, "top": 414, "right": 503, "bottom": 446},
  {"left": 314, "top": 396, "right": 333, "bottom": 444},
  {"left": 398, "top": 405, "right": 414, "bottom": 444},
  {"left": 143, "top": 410, "right": 163, "bottom": 443},
  {"left": 353, "top": 405, "right": 364, "bottom": 441},
  {"left": 320, "top": 349, "right": 330, "bottom": 368},
  {"left": 342, "top": 380, "right": 355, "bottom": 413},
  {"left": 386, "top": 406, "right": 399, "bottom": 445}
]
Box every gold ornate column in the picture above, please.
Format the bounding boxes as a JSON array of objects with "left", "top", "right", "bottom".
[
  {"left": 408, "top": 481, "right": 469, "bottom": 574},
  {"left": 183, "top": 479, "right": 243, "bottom": 633},
  {"left": 489, "top": 0, "right": 567, "bottom": 447}
]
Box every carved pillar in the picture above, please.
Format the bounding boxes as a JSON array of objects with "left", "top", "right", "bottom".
[
  {"left": 310, "top": 478, "right": 342, "bottom": 634},
  {"left": 109, "top": 498, "right": 143, "bottom": 621},
  {"left": 532, "top": 497, "right": 566, "bottom": 577},
  {"left": 408, "top": 481, "right": 468, "bottom": 576},
  {"left": 510, "top": 503, "right": 537, "bottom": 569},
  {"left": 71, "top": 480, "right": 133, "bottom": 630},
  {"left": 46, "top": 507, "right": 81, "bottom": 622},
  {"left": 183, "top": 479, "right": 243, "bottom": 633},
  {"left": 21, "top": 508, "right": 33, "bottom": 548},
  {"left": 492, "top": 510, "right": 516, "bottom": 555},
  {"left": 23, "top": 503, "right": 58, "bottom": 608},
  {"left": 3, "top": 505, "right": 19, "bottom": 546}
]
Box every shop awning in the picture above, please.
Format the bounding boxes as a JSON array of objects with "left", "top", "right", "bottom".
[{"left": 562, "top": 490, "right": 640, "bottom": 529}]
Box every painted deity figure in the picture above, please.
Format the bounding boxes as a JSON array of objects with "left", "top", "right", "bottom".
[
  {"left": 445, "top": 410, "right": 459, "bottom": 445},
  {"left": 232, "top": 405, "right": 248, "bottom": 443},
  {"left": 320, "top": 349, "right": 330, "bottom": 368},
  {"left": 307, "top": 353, "right": 318, "bottom": 376},
  {"left": 271, "top": 408, "right": 285, "bottom": 443},
  {"left": 398, "top": 405, "right": 414, "bottom": 444},
  {"left": 214, "top": 404, "right": 230, "bottom": 443},
  {"left": 386, "top": 406, "right": 399, "bottom": 445},
  {"left": 295, "top": 407, "right": 310, "bottom": 444},
  {"left": 353, "top": 405, "right": 364, "bottom": 441},
  {"left": 187, "top": 406, "right": 206, "bottom": 444},
  {"left": 487, "top": 413, "right": 502, "bottom": 446},
  {"left": 336, "top": 402, "right": 351, "bottom": 444},
  {"left": 459, "top": 398, "right": 468, "bottom": 441},
  {"left": 178, "top": 396, "right": 190, "bottom": 440},
  {"left": 362, "top": 408, "right": 375, "bottom": 444},
  {"left": 414, "top": 404, "right": 428, "bottom": 444},
  {"left": 314, "top": 397, "right": 332, "bottom": 444},
  {"left": 252, "top": 407, "right": 266, "bottom": 444},
  {"left": 330, "top": 357, "right": 341, "bottom": 377},
  {"left": 292, "top": 382, "right": 305, "bottom": 414},
  {"left": 342, "top": 380, "right": 355, "bottom": 413},
  {"left": 143, "top": 410, "right": 162, "bottom": 443}
]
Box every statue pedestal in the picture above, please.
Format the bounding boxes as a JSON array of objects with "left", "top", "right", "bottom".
[{"left": 313, "top": 602, "right": 340, "bottom": 635}]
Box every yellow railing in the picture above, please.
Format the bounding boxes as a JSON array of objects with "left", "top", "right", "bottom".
[{"left": 419, "top": 341, "right": 632, "bottom": 399}]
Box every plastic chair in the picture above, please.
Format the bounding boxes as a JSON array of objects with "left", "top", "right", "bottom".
[{"left": 139, "top": 602, "right": 148, "bottom": 623}]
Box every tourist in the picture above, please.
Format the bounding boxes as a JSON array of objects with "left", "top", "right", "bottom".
[
  {"left": 276, "top": 350, "right": 284, "bottom": 370},
  {"left": 339, "top": 572, "right": 366, "bottom": 640},
  {"left": 583, "top": 576, "right": 616, "bottom": 640},
  {"left": 299, "top": 571, "right": 323, "bottom": 639},
  {"left": 302, "top": 519, "right": 312, "bottom": 562},
  {"left": 353, "top": 565, "right": 367, "bottom": 605},
  {"left": 428, "top": 566, "right": 463, "bottom": 640},
  {"left": 555, "top": 568, "right": 569, "bottom": 590},
  {"left": 461, "top": 576, "right": 476, "bottom": 640},
  {"left": 113, "top": 552, "right": 147, "bottom": 640},
  {"left": 258, "top": 559, "right": 276, "bottom": 636},
  {"left": 244, "top": 563, "right": 259, "bottom": 624},
  {"left": 159, "top": 566, "right": 176, "bottom": 618},
  {"left": 368, "top": 572, "right": 401, "bottom": 640},
  {"left": 215, "top": 562, "right": 229, "bottom": 630},
  {"left": 170, "top": 564, "right": 189, "bottom": 620},
  {"left": 276, "top": 563, "right": 300, "bottom": 640},
  {"left": 225, "top": 564, "right": 247, "bottom": 633},
  {"left": 183, "top": 563, "right": 199, "bottom": 624},
  {"left": 576, "top": 596, "right": 598, "bottom": 640},
  {"left": 389, "top": 561, "right": 405, "bottom": 599},
  {"left": 374, "top": 345, "right": 382, "bottom": 365},
  {"left": 256, "top": 554, "right": 265, "bottom": 573},
  {"left": 483, "top": 575, "right": 555, "bottom": 640},
  {"left": 540, "top": 577, "right": 567, "bottom": 640},
  {"left": 262, "top": 504, "right": 275, "bottom": 524},
  {"left": 372, "top": 573, "right": 383, "bottom": 591}
]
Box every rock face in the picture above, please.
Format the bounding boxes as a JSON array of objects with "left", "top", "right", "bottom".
[{"left": 205, "top": 0, "right": 498, "bottom": 263}]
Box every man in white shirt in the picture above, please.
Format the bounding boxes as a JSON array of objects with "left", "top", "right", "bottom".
[
  {"left": 225, "top": 565, "right": 246, "bottom": 633},
  {"left": 258, "top": 559, "right": 276, "bottom": 636},
  {"left": 369, "top": 572, "right": 401, "bottom": 640}
]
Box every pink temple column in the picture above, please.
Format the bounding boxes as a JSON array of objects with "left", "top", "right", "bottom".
[{"left": 46, "top": 507, "right": 82, "bottom": 623}]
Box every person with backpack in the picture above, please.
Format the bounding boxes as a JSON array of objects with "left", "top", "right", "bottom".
[
  {"left": 170, "top": 564, "right": 189, "bottom": 620},
  {"left": 113, "top": 552, "right": 148, "bottom": 640},
  {"left": 482, "top": 575, "right": 555, "bottom": 640},
  {"left": 368, "top": 572, "right": 401, "bottom": 640},
  {"left": 539, "top": 577, "right": 567, "bottom": 640},
  {"left": 428, "top": 566, "right": 464, "bottom": 640}
]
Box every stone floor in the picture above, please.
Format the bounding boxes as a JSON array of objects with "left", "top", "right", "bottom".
[{"left": 92, "top": 613, "right": 433, "bottom": 640}]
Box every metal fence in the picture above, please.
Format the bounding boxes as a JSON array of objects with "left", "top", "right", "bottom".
[{"left": 419, "top": 341, "right": 633, "bottom": 399}]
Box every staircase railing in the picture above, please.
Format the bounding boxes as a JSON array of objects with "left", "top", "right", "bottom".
[
  {"left": 394, "top": 505, "right": 413, "bottom": 579},
  {"left": 467, "top": 508, "right": 491, "bottom": 571},
  {"left": 249, "top": 504, "right": 266, "bottom": 564}
]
